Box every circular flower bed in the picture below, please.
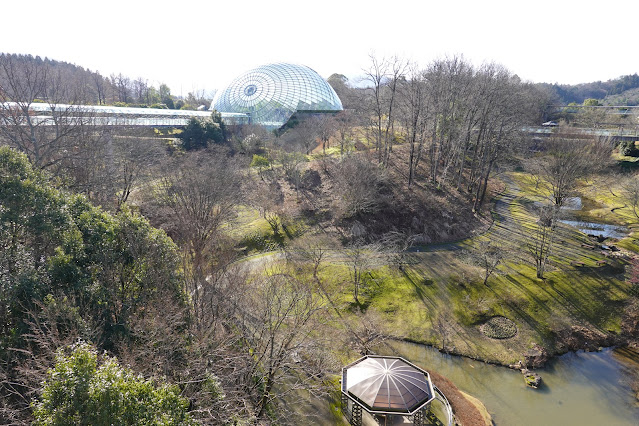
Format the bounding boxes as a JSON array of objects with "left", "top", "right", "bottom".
[{"left": 480, "top": 316, "right": 517, "bottom": 339}]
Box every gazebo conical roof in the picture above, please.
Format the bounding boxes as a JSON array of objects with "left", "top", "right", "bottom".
[{"left": 341, "top": 355, "right": 434, "bottom": 414}]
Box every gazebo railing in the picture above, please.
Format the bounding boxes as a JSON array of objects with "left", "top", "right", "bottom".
[{"left": 433, "top": 385, "right": 454, "bottom": 426}]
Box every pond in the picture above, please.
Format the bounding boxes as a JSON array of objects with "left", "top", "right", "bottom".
[
  {"left": 560, "top": 196, "right": 583, "bottom": 211},
  {"left": 559, "top": 220, "right": 628, "bottom": 240},
  {"left": 534, "top": 197, "right": 583, "bottom": 211},
  {"left": 378, "top": 340, "right": 639, "bottom": 426}
]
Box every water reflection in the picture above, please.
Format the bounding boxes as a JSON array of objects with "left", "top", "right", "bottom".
[{"left": 377, "top": 341, "right": 639, "bottom": 426}]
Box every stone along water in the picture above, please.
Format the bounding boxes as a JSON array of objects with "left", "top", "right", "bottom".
[{"left": 379, "top": 340, "right": 639, "bottom": 426}]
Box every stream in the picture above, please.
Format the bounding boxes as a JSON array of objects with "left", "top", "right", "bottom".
[
  {"left": 558, "top": 195, "right": 630, "bottom": 240},
  {"left": 558, "top": 219, "right": 628, "bottom": 240},
  {"left": 379, "top": 340, "right": 639, "bottom": 425}
]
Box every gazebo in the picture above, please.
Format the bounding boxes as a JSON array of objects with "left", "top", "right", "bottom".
[{"left": 341, "top": 355, "right": 436, "bottom": 426}]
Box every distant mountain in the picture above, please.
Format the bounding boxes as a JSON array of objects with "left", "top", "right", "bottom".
[
  {"left": 537, "top": 73, "right": 639, "bottom": 106},
  {"left": 602, "top": 87, "right": 639, "bottom": 106}
]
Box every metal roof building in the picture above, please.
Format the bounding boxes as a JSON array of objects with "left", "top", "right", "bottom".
[
  {"left": 341, "top": 355, "right": 436, "bottom": 426},
  {"left": 0, "top": 102, "right": 248, "bottom": 127}
]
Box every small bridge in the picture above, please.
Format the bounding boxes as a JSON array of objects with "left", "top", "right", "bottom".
[{"left": 525, "top": 126, "right": 639, "bottom": 142}]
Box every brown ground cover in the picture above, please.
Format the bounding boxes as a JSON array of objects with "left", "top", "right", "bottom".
[{"left": 429, "top": 370, "right": 491, "bottom": 426}]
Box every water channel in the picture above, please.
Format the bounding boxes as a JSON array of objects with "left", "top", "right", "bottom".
[
  {"left": 559, "top": 219, "right": 628, "bottom": 240},
  {"left": 558, "top": 195, "right": 630, "bottom": 240},
  {"left": 378, "top": 340, "right": 639, "bottom": 425}
]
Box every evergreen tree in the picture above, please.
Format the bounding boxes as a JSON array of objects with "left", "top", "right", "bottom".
[
  {"left": 33, "top": 342, "right": 196, "bottom": 426},
  {"left": 179, "top": 112, "right": 227, "bottom": 150}
]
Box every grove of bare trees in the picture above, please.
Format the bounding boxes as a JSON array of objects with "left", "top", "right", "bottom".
[
  {"left": 149, "top": 150, "right": 244, "bottom": 330},
  {"left": 357, "top": 55, "right": 542, "bottom": 212}
]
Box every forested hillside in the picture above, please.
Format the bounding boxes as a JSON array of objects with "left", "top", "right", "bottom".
[
  {"left": 538, "top": 73, "right": 639, "bottom": 105},
  {"left": 602, "top": 86, "right": 639, "bottom": 106},
  {"left": 0, "top": 53, "right": 209, "bottom": 108}
]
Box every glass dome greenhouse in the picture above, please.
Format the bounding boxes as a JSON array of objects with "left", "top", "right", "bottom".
[{"left": 211, "top": 63, "right": 343, "bottom": 128}]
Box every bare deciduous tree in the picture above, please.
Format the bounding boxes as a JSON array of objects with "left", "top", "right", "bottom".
[
  {"left": 316, "top": 114, "right": 336, "bottom": 154},
  {"left": 349, "top": 309, "right": 390, "bottom": 355},
  {"left": 91, "top": 71, "right": 107, "bottom": 105},
  {"left": 0, "top": 54, "right": 105, "bottom": 171},
  {"left": 235, "top": 272, "right": 330, "bottom": 421},
  {"left": 527, "top": 204, "right": 559, "bottom": 279},
  {"left": 110, "top": 73, "right": 131, "bottom": 103},
  {"left": 64, "top": 131, "right": 166, "bottom": 210},
  {"left": 112, "top": 135, "right": 166, "bottom": 210},
  {"left": 364, "top": 55, "right": 407, "bottom": 166},
  {"left": 464, "top": 240, "right": 505, "bottom": 285},
  {"left": 150, "top": 149, "right": 243, "bottom": 329},
  {"left": 291, "top": 116, "right": 320, "bottom": 155},
  {"left": 621, "top": 174, "right": 639, "bottom": 219},
  {"left": 344, "top": 241, "right": 384, "bottom": 305},
  {"left": 332, "top": 154, "right": 388, "bottom": 219},
  {"left": 533, "top": 129, "right": 612, "bottom": 207},
  {"left": 333, "top": 109, "right": 357, "bottom": 156},
  {"left": 251, "top": 179, "right": 285, "bottom": 237},
  {"left": 397, "top": 62, "right": 429, "bottom": 187}
]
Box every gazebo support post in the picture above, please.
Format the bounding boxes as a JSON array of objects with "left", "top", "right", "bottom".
[
  {"left": 341, "top": 394, "right": 351, "bottom": 423},
  {"left": 350, "top": 404, "right": 362, "bottom": 426},
  {"left": 412, "top": 408, "right": 425, "bottom": 426},
  {"left": 341, "top": 395, "right": 362, "bottom": 426}
]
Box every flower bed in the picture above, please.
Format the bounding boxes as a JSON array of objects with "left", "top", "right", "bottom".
[{"left": 480, "top": 316, "right": 517, "bottom": 339}]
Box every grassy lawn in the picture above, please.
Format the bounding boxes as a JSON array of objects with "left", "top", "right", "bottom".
[
  {"left": 327, "top": 169, "right": 635, "bottom": 365},
  {"left": 314, "top": 251, "right": 628, "bottom": 365},
  {"left": 231, "top": 205, "right": 310, "bottom": 253}
]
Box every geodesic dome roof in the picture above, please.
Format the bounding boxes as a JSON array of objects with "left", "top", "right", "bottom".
[
  {"left": 211, "top": 62, "right": 343, "bottom": 128},
  {"left": 342, "top": 356, "right": 435, "bottom": 415}
]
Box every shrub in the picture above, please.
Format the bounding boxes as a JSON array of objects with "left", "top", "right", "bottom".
[
  {"left": 179, "top": 114, "right": 227, "bottom": 150},
  {"left": 239, "top": 232, "right": 281, "bottom": 253},
  {"left": 300, "top": 169, "right": 321, "bottom": 190},
  {"left": 619, "top": 140, "right": 639, "bottom": 157},
  {"left": 250, "top": 154, "right": 270, "bottom": 169}
]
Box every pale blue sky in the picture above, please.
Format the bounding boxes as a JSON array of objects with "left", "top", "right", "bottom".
[{"left": 3, "top": 0, "right": 638, "bottom": 95}]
